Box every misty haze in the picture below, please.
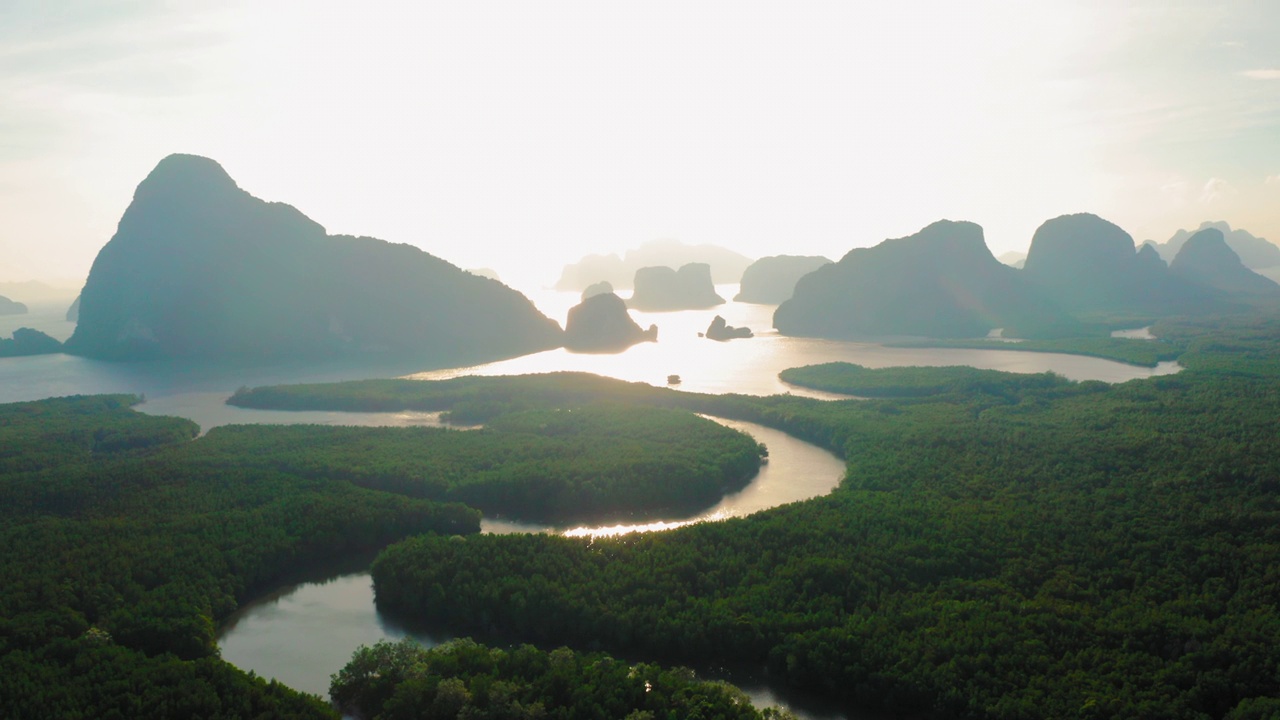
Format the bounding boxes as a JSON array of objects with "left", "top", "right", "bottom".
[{"left": 4, "top": 3, "right": 1280, "bottom": 719}]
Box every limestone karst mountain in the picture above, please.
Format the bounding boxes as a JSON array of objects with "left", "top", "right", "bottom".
[
  {"left": 563, "top": 292, "right": 657, "bottom": 352},
  {"left": 1021, "top": 213, "right": 1217, "bottom": 316},
  {"left": 733, "top": 255, "right": 832, "bottom": 304},
  {"left": 581, "top": 281, "right": 615, "bottom": 301},
  {"left": 0, "top": 295, "right": 27, "bottom": 316},
  {"left": 1154, "top": 221, "right": 1280, "bottom": 270},
  {"left": 704, "top": 315, "right": 752, "bottom": 341},
  {"left": 0, "top": 327, "right": 62, "bottom": 357},
  {"left": 627, "top": 263, "right": 725, "bottom": 312},
  {"left": 774, "top": 220, "right": 1076, "bottom": 339},
  {"left": 65, "top": 154, "right": 563, "bottom": 361},
  {"left": 1169, "top": 228, "right": 1280, "bottom": 299},
  {"left": 556, "top": 240, "right": 752, "bottom": 291},
  {"left": 996, "top": 251, "right": 1026, "bottom": 268}
]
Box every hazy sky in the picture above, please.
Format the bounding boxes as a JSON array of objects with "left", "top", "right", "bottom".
[{"left": 2, "top": 0, "right": 1277, "bottom": 290}]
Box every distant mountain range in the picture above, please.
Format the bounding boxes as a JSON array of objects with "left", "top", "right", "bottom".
[
  {"left": 1169, "top": 227, "right": 1280, "bottom": 298},
  {"left": 1147, "top": 221, "right": 1280, "bottom": 270},
  {"left": 775, "top": 214, "right": 1279, "bottom": 340},
  {"left": 0, "top": 280, "right": 81, "bottom": 306},
  {"left": 1021, "top": 213, "right": 1218, "bottom": 316},
  {"left": 734, "top": 255, "right": 832, "bottom": 304},
  {"left": 65, "top": 154, "right": 564, "bottom": 362},
  {"left": 556, "top": 240, "right": 752, "bottom": 291},
  {"left": 0, "top": 295, "right": 27, "bottom": 316},
  {"left": 627, "top": 263, "right": 725, "bottom": 311},
  {"left": 47, "top": 155, "right": 1280, "bottom": 355},
  {"left": 775, "top": 220, "right": 1079, "bottom": 339}
]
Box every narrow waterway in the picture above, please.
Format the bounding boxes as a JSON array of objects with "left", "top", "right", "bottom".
[{"left": 217, "top": 417, "right": 852, "bottom": 719}]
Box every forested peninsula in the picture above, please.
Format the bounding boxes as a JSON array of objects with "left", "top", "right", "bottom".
[
  {"left": 330, "top": 638, "right": 796, "bottom": 720},
  {"left": 354, "top": 316, "right": 1280, "bottom": 720},
  {"left": 7, "top": 313, "right": 1280, "bottom": 718},
  {"left": 0, "top": 390, "right": 764, "bottom": 717}
]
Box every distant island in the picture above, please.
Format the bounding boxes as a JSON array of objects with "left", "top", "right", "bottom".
[
  {"left": 704, "top": 315, "right": 752, "bottom": 340},
  {"left": 626, "top": 263, "right": 725, "bottom": 311},
  {"left": 0, "top": 294, "right": 27, "bottom": 315},
  {"left": 65, "top": 154, "right": 564, "bottom": 362},
  {"left": 580, "top": 280, "right": 615, "bottom": 300},
  {"left": 556, "top": 239, "right": 752, "bottom": 291},
  {"left": 564, "top": 292, "right": 657, "bottom": 352},
  {"left": 1148, "top": 220, "right": 1280, "bottom": 270},
  {"left": 1169, "top": 227, "right": 1280, "bottom": 298},
  {"left": 734, "top": 255, "right": 832, "bottom": 304},
  {"left": 0, "top": 327, "right": 62, "bottom": 357}
]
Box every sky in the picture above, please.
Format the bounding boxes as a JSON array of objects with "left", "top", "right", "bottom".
[{"left": 2, "top": 0, "right": 1278, "bottom": 291}]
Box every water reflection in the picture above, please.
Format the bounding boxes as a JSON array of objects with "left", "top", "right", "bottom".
[
  {"left": 218, "top": 417, "right": 851, "bottom": 719},
  {"left": 409, "top": 288, "right": 1180, "bottom": 399},
  {"left": 556, "top": 418, "right": 845, "bottom": 537}
]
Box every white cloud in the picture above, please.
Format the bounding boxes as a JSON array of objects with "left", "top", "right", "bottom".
[
  {"left": 1266, "top": 174, "right": 1280, "bottom": 186},
  {"left": 1242, "top": 69, "right": 1280, "bottom": 80},
  {"left": 1199, "top": 178, "right": 1236, "bottom": 203}
]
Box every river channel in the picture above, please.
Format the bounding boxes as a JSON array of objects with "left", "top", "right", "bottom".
[
  {"left": 216, "top": 417, "right": 852, "bottom": 718},
  {"left": 3, "top": 288, "right": 1178, "bottom": 717}
]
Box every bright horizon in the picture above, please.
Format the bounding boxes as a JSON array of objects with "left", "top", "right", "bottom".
[{"left": 2, "top": 1, "right": 1278, "bottom": 292}]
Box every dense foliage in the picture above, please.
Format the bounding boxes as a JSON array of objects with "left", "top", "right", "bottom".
[
  {"left": 779, "top": 362, "right": 1074, "bottom": 398},
  {"left": 885, "top": 335, "right": 1181, "bottom": 367},
  {"left": 228, "top": 373, "right": 679, "bottom": 422},
  {"left": 330, "top": 638, "right": 795, "bottom": 720},
  {"left": 0, "top": 387, "right": 768, "bottom": 716},
  {"left": 189, "top": 406, "right": 765, "bottom": 523},
  {"left": 0, "top": 395, "right": 473, "bottom": 718},
  {"left": 369, "top": 318, "right": 1280, "bottom": 719},
  {"left": 14, "top": 312, "right": 1280, "bottom": 718}
]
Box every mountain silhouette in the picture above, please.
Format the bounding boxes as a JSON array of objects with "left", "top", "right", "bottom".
[
  {"left": 627, "top": 263, "right": 725, "bottom": 311},
  {"left": 1154, "top": 221, "right": 1280, "bottom": 270},
  {"left": 556, "top": 240, "right": 752, "bottom": 291},
  {"left": 1022, "top": 213, "right": 1217, "bottom": 315},
  {"left": 774, "top": 220, "right": 1075, "bottom": 338},
  {"left": 734, "top": 255, "right": 832, "bottom": 304},
  {"left": 66, "top": 154, "right": 563, "bottom": 361},
  {"left": 1169, "top": 228, "right": 1280, "bottom": 299},
  {"left": 564, "top": 292, "right": 657, "bottom": 352},
  {"left": 0, "top": 295, "right": 27, "bottom": 316}
]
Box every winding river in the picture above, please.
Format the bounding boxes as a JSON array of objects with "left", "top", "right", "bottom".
[
  {"left": 217, "top": 416, "right": 853, "bottom": 719},
  {"left": 2, "top": 288, "right": 1178, "bottom": 718}
]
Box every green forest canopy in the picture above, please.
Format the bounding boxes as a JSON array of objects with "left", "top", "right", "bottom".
[
  {"left": 6, "top": 312, "right": 1280, "bottom": 718},
  {"left": 0, "top": 391, "right": 763, "bottom": 718},
  {"left": 367, "top": 315, "right": 1280, "bottom": 720}
]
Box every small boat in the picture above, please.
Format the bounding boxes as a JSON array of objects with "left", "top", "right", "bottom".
[{"left": 667, "top": 374, "right": 682, "bottom": 385}]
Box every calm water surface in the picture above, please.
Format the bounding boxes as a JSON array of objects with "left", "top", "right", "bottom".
[
  {"left": 412, "top": 288, "right": 1180, "bottom": 399},
  {"left": 219, "top": 416, "right": 851, "bottom": 719},
  {"left": 2, "top": 288, "right": 1177, "bottom": 427}
]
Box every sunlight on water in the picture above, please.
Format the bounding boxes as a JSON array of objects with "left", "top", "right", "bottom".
[
  {"left": 554, "top": 417, "right": 845, "bottom": 538},
  {"left": 219, "top": 416, "right": 852, "bottom": 719},
  {"left": 564, "top": 519, "right": 699, "bottom": 537},
  {"left": 408, "top": 286, "right": 1180, "bottom": 398}
]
